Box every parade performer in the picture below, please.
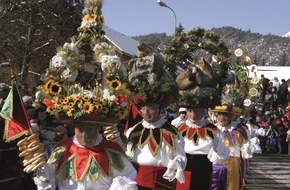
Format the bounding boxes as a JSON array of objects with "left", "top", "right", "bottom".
[
  {"left": 172, "top": 58, "right": 230, "bottom": 190},
  {"left": 210, "top": 61, "right": 254, "bottom": 190},
  {"left": 125, "top": 43, "right": 187, "bottom": 190},
  {"left": 33, "top": 0, "right": 137, "bottom": 189},
  {"left": 164, "top": 27, "right": 234, "bottom": 190}
]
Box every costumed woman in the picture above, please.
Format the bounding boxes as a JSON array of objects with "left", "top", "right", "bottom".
[
  {"left": 173, "top": 57, "right": 230, "bottom": 190},
  {"left": 125, "top": 43, "right": 187, "bottom": 190},
  {"left": 164, "top": 27, "right": 234, "bottom": 190},
  {"left": 210, "top": 63, "right": 255, "bottom": 190},
  {"left": 33, "top": 0, "right": 137, "bottom": 189}
]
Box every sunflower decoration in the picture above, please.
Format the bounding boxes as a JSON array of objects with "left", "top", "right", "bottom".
[{"left": 40, "top": 0, "right": 131, "bottom": 125}]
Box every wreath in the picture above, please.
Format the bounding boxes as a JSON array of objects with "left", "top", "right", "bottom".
[{"left": 165, "top": 27, "right": 231, "bottom": 77}]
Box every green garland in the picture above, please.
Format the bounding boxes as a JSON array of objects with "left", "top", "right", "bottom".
[{"left": 165, "top": 27, "right": 231, "bottom": 77}]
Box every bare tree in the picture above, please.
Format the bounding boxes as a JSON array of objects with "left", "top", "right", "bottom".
[{"left": 0, "top": 0, "right": 84, "bottom": 86}]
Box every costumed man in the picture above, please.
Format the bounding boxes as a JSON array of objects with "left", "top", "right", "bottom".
[
  {"left": 33, "top": 0, "right": 138, "bottom": 189},
  {"left": 34, "top": 120, "right": 137, "bottom": 190},
  {"left": 125, "top": 43, "right": 187, "bottom": 190},
  {"left": 163, "top": 27, "right": 238, "bottom": 190},
  {"left": 173, "top": 57, "right": 230, "bottom": 190},
  {"left": 210, "top": 66, "right": 255, "bottom": 190}
]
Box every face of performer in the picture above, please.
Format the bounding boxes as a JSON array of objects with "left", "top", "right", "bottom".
[
  {"left": 187, "top": 108, "right": 204, "bottom": 123},
  {"left": 140, "top": 103, "right": 161, "bottom": 123},
  {"left": 216, "top": 112, "right": 232, "bottom": 126},
  {"left": 179, "top": 112, "right": 187, "bottom": 119},
  {"left": 74, "top": 123, "right": 100, "bottom": 148}
]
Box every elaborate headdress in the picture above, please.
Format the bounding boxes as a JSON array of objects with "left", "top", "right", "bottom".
[
  {"left": 210, "top": 48, "right": 250, "bottom": 115},
  {"left": 165, "top": 28, "right": 231, "bottom": 108},
  {"left": 127, "top": 43, "right": 179, "bottom": 108},
  {"left": 40, "top": 0, "right": 131, "bottom": 125}
]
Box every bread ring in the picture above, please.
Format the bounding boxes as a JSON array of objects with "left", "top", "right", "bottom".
[
  {"left": 32, "top": 149, "right": 44, "bottom": 157},
  {"left": 17, "top": 137, "right": 28, "bottom": 147},
  {"left": 19, "top": 149, "right": 32, "bottom": 157},
  {"left": 23, "top": 152, "right": 45, "bottom": 167},
  {"left": 19, "top": 145, "right": 27, "bottom": 152},
  {"left": 27, "top": 139, "right": 40, "bottom": 148},
  {"left": 30, "top": 160, "right": 46, "bottom": 172},
  {"left": 31, "top": 155, "right": 45, "bottom": 166},
  {"left": 27, "top": 133, "right": 39, "bottom": 141},
  {"left": 27, "top": 143, "right": 44, "bottom": 152},
  {"left": 24, "top": 163, "right": 36, "bottom": 173}
]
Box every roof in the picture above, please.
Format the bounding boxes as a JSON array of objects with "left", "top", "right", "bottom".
[
  {"left": 246, "top": 65, "right": 290, "bottom": 81},
  {"left": 103, "top": 25, "right": 139, "bottom": 57}
]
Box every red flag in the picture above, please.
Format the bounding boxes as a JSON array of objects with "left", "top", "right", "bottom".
[
  {"left": 0, "top": 81, "right": 31, "bottom": 142},
  {"left": 124, "top": 103, "right": 143, "bottom": 132}
]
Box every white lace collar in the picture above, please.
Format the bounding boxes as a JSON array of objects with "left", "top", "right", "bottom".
[
  {"left": 73, "top": 134, "right": 103, "bottom": 148},
  {"left": 142, "top": 115, "right": 167, "bottom": 129}
]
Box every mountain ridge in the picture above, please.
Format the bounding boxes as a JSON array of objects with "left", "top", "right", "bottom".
[{"left": 132, "top": 26, "right": 290, "bottom": 66}]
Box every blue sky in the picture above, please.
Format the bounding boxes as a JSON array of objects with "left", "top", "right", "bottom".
[{"left": 102, "top": 0, "right": 290, "bottom": 37}]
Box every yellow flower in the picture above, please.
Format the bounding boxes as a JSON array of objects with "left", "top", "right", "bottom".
[
  {"left": 49, "top": 81, "right": 62, "bottom": 96},
  {"left": 117, "top": 109, "right": 128, "bottom": 120},
  {"left": 101, "top": 99, "right": 108, "bottom": 106},
  {"left": 82, "top": 95, "right": 90, "bottom": 102},
  {"left": 109, "top": 79, "right": 121, "bottom": 91},
  {"left": 43, "top": 79, "right": 54, "bottom": 94},
  {"left": 68, "top": 101, "right": 75, "bottom": 108},
  {"left": 66, "top": 109, "right": 73, "bottom": 117},
  {"left": 95, "top": 104, "right": 103, "bottom": 111},
  {"left": 83, "top": 14, "right": 97, "bottom": 21},
  {"left": 83, "top": 101, "right": 94, "bottom": 114},
  {"left": 93, "top": 98, "right": 101, "bottom": 105},
  {"left": 101, "top": 107, "right": 109, "bottom": 114},
  {"left": 62, "top": 97, "right": 70, "bottom": 105}
]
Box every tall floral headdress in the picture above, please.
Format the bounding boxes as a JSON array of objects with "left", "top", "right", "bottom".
[{"left": 41, "top": 0, "right": 130, "bottom": 125}]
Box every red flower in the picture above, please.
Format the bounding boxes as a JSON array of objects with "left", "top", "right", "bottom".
[
  {"left": 43, "top": 98, "right": 54, "bottom": 109},
  {"left": 115, "top": 94, "right": 128, "bottom": 105}
]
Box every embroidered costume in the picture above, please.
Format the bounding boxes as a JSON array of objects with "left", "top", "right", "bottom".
[
  {"left": 215, "top": 121, "right": 254, "bottom": 190},
  {"left": 34, "top": 134, "right": 137, "bottom": 190},
  {"left": 126, "top": 116, "right": 187, "bottom": 190},
  {"left": 176, "top": 118, "right": 229, "bottom": 190}
]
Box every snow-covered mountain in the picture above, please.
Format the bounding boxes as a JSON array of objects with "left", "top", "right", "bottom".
[{"left": 282, "top": 31, "right": 290, "bottom": 38}]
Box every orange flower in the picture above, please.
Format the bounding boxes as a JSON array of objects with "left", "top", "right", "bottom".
[{"left": 43, "top": 98, "right": 54, "bottom": 110}]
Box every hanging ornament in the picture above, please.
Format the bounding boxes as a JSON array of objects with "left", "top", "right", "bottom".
[{"left": 234, "top": 48, "right": 243, "bottom": 57}]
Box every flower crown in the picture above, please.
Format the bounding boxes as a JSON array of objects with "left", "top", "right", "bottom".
[{"left": 41, "top": 0, "right": 130, "bottom": 125}]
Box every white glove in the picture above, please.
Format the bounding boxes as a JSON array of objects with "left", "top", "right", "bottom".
[
  {"left": 163, "top": 160, "right": 177, "bottom": 182},
  {"left": 109, "top": 176, "right": 137, "bottom": 190},
  {"left": 163, "top": 159, "right": 185, "bottom": 183}
]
